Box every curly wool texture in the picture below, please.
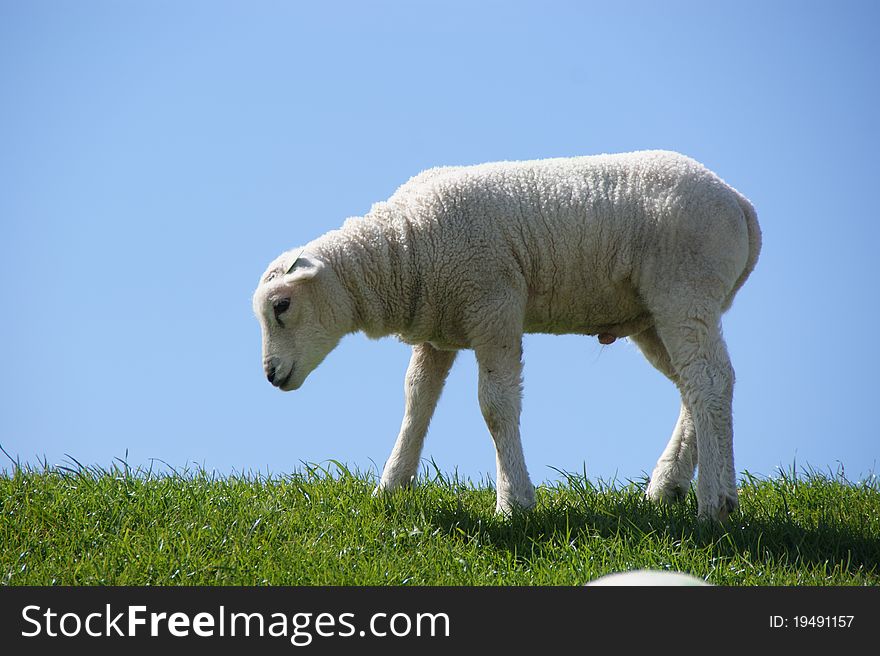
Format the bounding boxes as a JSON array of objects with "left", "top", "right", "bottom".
[
  {"left": 255, "top": 150, "right": 761, "bottom": 520},
  {"left": 305, "top": 151, "right": 758, "bottom": 347}
]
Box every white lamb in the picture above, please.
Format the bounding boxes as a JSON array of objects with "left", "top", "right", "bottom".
[{"left": 252, "top": 150, "right": 761, "bottom": 521}]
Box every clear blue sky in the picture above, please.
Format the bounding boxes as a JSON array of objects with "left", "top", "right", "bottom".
[{"left": 2, "top": 1, "right": 878, "bottom": 487}]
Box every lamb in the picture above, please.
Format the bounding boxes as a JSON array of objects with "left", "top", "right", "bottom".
[{"left": 252, "top": 150, "right": 761, "bottom": 521}]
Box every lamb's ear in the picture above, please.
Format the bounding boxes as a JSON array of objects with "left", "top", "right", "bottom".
[{"left": 285, "top": 252, "right": 325, "bottom": 282}]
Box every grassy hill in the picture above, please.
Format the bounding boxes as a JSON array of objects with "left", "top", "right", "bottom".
[{"left": 2, "top": 462, "right": 878, "bottom": 585}]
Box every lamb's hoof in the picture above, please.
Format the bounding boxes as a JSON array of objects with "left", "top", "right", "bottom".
[
  {"left": 646, "top": 478, "right": 690, "bottom": 505},
  {"left": 373, "top": 476, "right": 415, "bottom": 497},
  {"left": 697, "top": 492, "right": 739, "bottom": 522},
  {"left": 495, "top": 488, "right": 537, "bottom": 516}
]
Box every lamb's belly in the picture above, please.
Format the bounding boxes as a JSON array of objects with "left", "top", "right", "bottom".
[
  {"left": 524, "top": 293, "right": 652, "bottom": 338},
  {"left": 525, "top": 314, "right": 653, "bottom": 338}
]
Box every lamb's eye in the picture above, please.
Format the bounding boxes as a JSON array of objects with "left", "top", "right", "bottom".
[{"left": 273, "top": 298, "right": 291, "bottom": 326}]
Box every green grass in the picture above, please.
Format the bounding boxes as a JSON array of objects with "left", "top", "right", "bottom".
[{"left": 2, "top": 460, "right": 878, "bottom": 585}]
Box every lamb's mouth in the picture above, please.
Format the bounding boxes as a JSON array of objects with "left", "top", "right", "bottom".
[{"left": 276, "top": 367, "right": 294, "bottom": 390}]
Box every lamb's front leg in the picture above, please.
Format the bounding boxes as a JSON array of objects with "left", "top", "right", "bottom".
[
  {"left": 475, "top": 341, "right": 536, "bottom": 514},
  {"left": 377, "top": 343, "right": 456, "bottom": 493}
]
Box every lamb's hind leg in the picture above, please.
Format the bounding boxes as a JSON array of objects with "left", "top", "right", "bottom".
[
  {"left": 376, "top": 343, "right": 456, "bottom": 493},
  {"left": 652, "top": 308, "right": 738, "bottom": 521},
  {"left": 630, "top": 327, "right": 697, "bottom": 504}
]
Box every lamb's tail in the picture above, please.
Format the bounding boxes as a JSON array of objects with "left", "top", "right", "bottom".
[{"left": 724, "top": 191, "right": 762, "bottom": 311}]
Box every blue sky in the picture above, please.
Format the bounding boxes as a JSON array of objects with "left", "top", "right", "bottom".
[{"left": 2, "top": 1, "right": 878, "bottom": 487}]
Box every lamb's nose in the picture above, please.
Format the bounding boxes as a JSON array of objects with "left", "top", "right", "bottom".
[{"left": 267, "top": 366, "right": 276, "bottom": 384}]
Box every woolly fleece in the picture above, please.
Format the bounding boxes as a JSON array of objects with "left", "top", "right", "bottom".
[{"left": 253, "top": 150, "right": 761, "bottom": 520}]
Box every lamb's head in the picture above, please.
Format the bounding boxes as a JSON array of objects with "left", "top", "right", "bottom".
[{"left": 253, "top": 250, "right": 346, "bottom": 391}]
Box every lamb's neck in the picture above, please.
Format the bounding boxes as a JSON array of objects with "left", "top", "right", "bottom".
[{"left": 315, "top": 218, "right": 410, "bottom": 339}]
